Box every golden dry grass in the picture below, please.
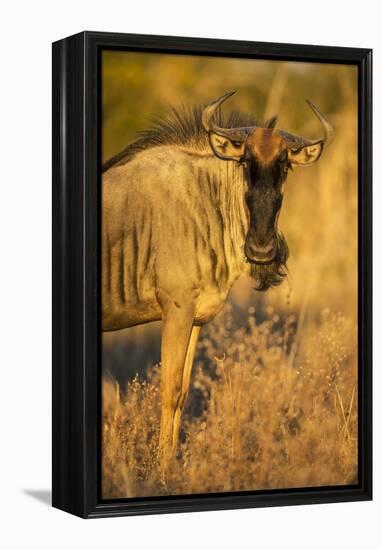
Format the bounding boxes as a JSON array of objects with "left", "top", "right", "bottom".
[
  {"left": 101, "top": 55, "right": 358, "bottom": 499},
  {"left": 102, "top": 305, "right": 357, "bottom": 498}
]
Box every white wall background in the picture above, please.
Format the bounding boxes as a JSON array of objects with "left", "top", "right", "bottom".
[{"left": 0, "top": 1, "right": 378, "bottom": 548}]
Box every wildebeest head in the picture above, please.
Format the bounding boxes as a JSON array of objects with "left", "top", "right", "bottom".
[{"left": 202, "top": 91, "right": 334, "bottom": 290}]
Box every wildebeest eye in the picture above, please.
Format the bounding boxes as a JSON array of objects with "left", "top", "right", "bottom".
[
  {"left": 238, "top": 155, "right": 250, "bottom": 168},
  {"left": 281, "top": 160, "right": 292, "bottom": 175}
]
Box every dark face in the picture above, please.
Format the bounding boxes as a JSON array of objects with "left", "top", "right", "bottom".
[
  {"left": 241, "top": 129, "right": 290, "bottom": 290},
  {"left": 243, "top": 151, "right": 288, "bottom": 264}
]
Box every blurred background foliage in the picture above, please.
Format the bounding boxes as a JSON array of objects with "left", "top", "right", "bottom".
[
  {"left": 103, "top": 51, "right": 356, "bottom": 162},
  {"left": 101, "top": 52, "right": 358, "bottom": 496}
]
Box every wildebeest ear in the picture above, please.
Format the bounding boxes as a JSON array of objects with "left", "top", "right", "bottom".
[
  {"left": 288, "top": 140, "right": 324, "bottom": 165},
  {"left": 208, "top": 131, "right": 245, "bottom": 161}
]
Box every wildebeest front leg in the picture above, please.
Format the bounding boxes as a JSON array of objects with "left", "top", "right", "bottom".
[
  {"left": 158, "top": 292, "right": 196, "bottom": 475},
  {"left": 172, "top": 325, "right": 201, "bottom": 452}
]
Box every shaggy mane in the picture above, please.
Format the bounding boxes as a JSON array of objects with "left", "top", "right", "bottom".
[{"left": 102, "top": 104, "right": 263, "bottom": 173}]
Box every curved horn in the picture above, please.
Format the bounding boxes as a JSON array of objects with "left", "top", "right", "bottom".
[
  {"left": 280, "top": 100, "right": 334, "bottom": 150},
  {"left": 201, "top": 91, "right": 236, "bottom": 133},
  {"left": 202, "top": 91, "right": 253, "bottom": 144},
  {"left": 305, "top": 99, "right": 334, "bottom": 146}
]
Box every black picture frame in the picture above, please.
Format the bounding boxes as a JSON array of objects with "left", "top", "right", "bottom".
[{"left": 52, "top": 31, "right": 372, "bottom": 519}]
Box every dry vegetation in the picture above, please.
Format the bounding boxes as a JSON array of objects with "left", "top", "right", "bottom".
[
  {"left": 102, "top": 55, "right": 358, "bottom": 498},
  {"left": 103, "top": 305, "right": 357, "bottom": 498}
]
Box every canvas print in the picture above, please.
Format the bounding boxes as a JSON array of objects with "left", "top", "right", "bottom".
[{"left": 101, "top": 51, "right": 358, "bottom": 499}]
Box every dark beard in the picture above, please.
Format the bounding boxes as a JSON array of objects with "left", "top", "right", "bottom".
[{"left": 250, "top": 233, "right": 289, "bottom": 291}]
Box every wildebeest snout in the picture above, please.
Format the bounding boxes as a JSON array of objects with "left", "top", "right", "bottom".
[{"left": 245, "top": 232, "right": 276, "bottom": 264}]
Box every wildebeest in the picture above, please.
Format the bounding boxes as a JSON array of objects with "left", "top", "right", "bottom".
[{"left": 102, "top": 91, "right": 333, "bottom": 473}]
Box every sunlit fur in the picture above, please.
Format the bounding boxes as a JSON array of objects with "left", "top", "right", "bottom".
[{"left": 103, "top": 103, "right": 288, "bottom": 292}]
